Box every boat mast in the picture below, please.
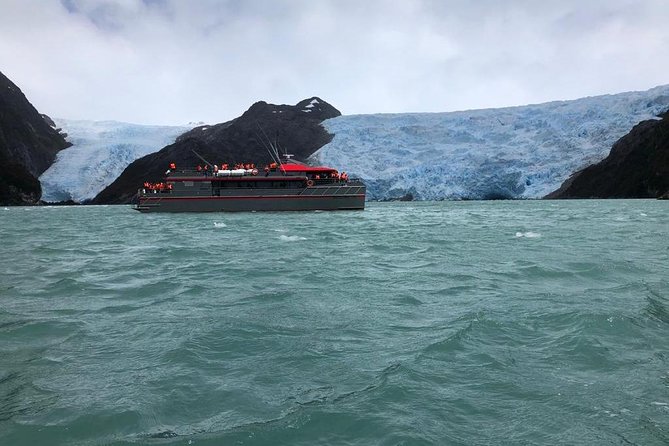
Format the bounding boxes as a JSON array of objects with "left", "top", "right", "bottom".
[{"left": 192, "top": 149, "right": 213, "bottom": 169}]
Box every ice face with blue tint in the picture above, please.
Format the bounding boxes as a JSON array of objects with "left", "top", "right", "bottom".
[
  {"left": 39, "top": 120, "right": 191, "bottom": 202},
  {"left": 38, "top": 86, "right": 669, "bottom": 203},
  {"left": 314, "top": 86, "right": 669, "bottom": 200}
]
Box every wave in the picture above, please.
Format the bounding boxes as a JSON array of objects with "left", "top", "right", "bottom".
[{"left": 642, "top": 282, "right": 669, "bottom": 324}]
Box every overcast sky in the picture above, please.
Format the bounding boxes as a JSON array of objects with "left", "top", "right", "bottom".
[{"left": 1, "top": 0, "right": 668, "bottom": 125}]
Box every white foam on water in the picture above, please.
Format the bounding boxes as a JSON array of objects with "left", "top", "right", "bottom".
[
  {"left": 213, "top": 222, "right": 227, "bottom": 228},
  {"left": 515, "top": 231, "right": 541, "bottom": 238},
  {"left": 640, "top": 213, "right": 648, "bottom": 217},
  {"left": 272, "top": 229, "right": 288, "bottom": 232},
  {"left": 651, "top": 401, "right": 668, "bottom": 406},
  {"left": 3, "top": 207, "right": 9, "bottom": 210},
  {"left": 280, "top": 235, "right": 306, "bottom": 241}
]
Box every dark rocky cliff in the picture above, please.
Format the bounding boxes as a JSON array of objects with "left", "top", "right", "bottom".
[
  {"left": 93, "top": 98, "right": 340, "bottom": 204},
  {"left": 546, "top": 112, "right": 669, "bottom": 199},
  {"left": 0, "top": 71, "right": 71, "bottom": 205}
]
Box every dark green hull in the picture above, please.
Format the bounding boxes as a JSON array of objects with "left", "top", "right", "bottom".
[{"left": 135, "top": 182, "right": 365, "bottom": 213}]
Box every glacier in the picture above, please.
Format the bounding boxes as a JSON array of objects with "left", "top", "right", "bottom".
[
  {"left": 38, "top": 86, "right": 669, "bottom": 203},
  {"left": 39, "top": 119, "right": 191, "bottom": 202},
  {"left": 313, "top": 85, "right": 669, "bottom": 200}
]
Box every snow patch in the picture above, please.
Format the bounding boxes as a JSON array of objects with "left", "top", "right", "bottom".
[{"left": 302, "top": 99, "right": 320, "bottom": 113}]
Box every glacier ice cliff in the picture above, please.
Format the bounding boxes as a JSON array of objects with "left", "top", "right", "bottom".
[
  {"left": 313, "top": 86, "right": 669, "bottom": 200},
  {"left": 38, "top": 86, "right": 669, "bottom": 203},
  {"left": 39, "top": 120, "right": 190, "bottom": 202}
]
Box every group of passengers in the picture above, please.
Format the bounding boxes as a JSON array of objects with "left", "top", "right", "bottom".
[
  {"left": 197, "top": 163, "right": 257, "bottom": 174},
  {"left": 310, "top": 171, "right": 349, "bottom": 182},
  {"left": 143, "top": 182, "right": 173, "bottom": 193},
  {"left": 162, "top": 161, "right": 350, "bottom": 183}
]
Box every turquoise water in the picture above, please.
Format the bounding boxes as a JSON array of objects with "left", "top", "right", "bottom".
[{"left": 0, "top": 201, "right": 668, "bottom": 445}]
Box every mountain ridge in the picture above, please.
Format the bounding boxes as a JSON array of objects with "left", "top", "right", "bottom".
[
  {"left": 91, "top": 97, "right": 341, "bottom": 204},
  {"left": 546, "top": 111, "right": 669, "bottom": 198},
  {"left": 0, "top": 70, "right": 71, "bottom": 205},
  {"left": 25, "top": 83, "right": 669, "bottom": 204}
]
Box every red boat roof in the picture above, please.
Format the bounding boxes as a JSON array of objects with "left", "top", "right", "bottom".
[{"left": 279, "top": 163, "right": 336, "bottom": 173}]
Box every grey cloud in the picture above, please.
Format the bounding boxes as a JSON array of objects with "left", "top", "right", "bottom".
[{"left": 1, "top": 0, "right": 668, "bottom": 125}]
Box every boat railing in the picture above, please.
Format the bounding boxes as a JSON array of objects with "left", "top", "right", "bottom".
[
  {"left": 312, "top": 178, "right": 340, "bottom": 185},
  {"left": 138, "top": 187, "right": 173, "bottom": 196},
  {"left": 311, "top": 177, "right": 365, "bottom": 186},
  {"left": 168, "top": 169, "right": 209, "bottom": 177}
]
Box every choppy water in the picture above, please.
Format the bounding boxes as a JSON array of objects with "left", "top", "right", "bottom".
[{"left": 1, "top": 201, "right": 668, "bottom": 445}]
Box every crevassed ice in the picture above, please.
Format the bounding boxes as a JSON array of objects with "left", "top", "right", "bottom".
[
  {"left": 313, "top": 85, "right": 669, "bottom": 200},
  {"left": 39, "top": 120, "right": 191, "bottom": 202},
  {"left": 39, "top": 86, "right": 669, "bottom": 203}
]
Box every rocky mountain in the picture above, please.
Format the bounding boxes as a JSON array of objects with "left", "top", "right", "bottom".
[
  {"left": 0, "top": 71, "right": 71, "bottom": 205},
  {"left": 92, "top": 98, "right": 340, "bottom": 204},
  {"left": 546, "top": 111, "right": 669, "bottom": 199}
]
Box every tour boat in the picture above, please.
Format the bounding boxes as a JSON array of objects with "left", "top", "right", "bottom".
[{"left": 134, "top": 157, "right": 365, "bottom": 213}]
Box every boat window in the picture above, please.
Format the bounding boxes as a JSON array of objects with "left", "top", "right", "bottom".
[{"left": 183, "top": 181, "right": 194, "bottom": 187}]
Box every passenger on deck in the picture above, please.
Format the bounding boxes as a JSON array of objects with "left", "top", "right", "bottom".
[{"left": 197, "top": 165, "right": 202, "bottom": 173}]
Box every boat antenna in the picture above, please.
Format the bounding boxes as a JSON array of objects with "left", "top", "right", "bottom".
[
  {"left": 276, "top": 140, "right": 295, "bottom": 163},
  {"left": 191, "top": 149, "right": 213, "bottom": 168},
  {"left": 256, "top": 123, "right": 281, "bottom": 165},
  {"left": 258, "top": 135, "right": 278, "bottom": 165},
  {"left": 269, "top": 134, "right": 281, "bottom": 163}
]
